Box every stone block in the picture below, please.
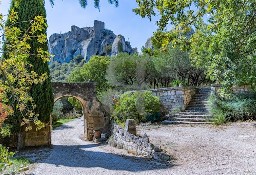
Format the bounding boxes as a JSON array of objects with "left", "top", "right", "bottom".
[{"left": 125, "top": 119, "right": 136, "bottom": 135}]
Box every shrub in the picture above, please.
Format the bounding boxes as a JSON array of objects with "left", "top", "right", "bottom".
[
  {"left": 209, "top": 92, "right": 256, "bottom": 124},
  {"left": 0, "top": 144, "right": 14, "bottom": 171},
  {"left": 113, "top": 91, "right": 162, "bottom": 124},
  {"left": 51, "top": 101, "right": 64, "bottom": 124},
  {"left": 97, "top": 89, "right": 122, "bottom": 114}
]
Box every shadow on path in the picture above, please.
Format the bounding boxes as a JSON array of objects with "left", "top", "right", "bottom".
[
  {"left": 39, "top": 143, "right": 172, "bottom": 173},
  {"left": 53, "top": 124, "right": 74, "bottom": 130}
]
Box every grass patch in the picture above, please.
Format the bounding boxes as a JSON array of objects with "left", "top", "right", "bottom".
[{"left": 52, "top": 118, "right": 74, "bottom": 129}]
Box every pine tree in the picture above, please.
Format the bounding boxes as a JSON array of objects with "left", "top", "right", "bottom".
[{"left": 4, "top": 0, "right": 54, "bottom": 122}]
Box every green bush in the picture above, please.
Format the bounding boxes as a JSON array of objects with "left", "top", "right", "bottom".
[
  {"left": 0, "top": 145, "right": 30, "bottom": 174},
  {"left": 113, "top": 91, "right": 162, "bottom": 124},
  {"left": 0, "top": 144, "right": 14, "bottom": 171},
  {"left": 209, "top": 92, "right": 256, "bottom": 124},
  {"left": 97, "top": 89, "right": 122, "bottom": 114},
  {"left": 51, "top": 101, "right": 64, "bottom": 124}
]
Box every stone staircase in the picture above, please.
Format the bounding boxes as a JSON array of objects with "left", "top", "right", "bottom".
[{"left": 164, "top": 87, "right": 213, "bottom": 124}]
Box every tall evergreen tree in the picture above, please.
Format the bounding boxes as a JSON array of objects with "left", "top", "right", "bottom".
[{"left": 4, "top": 0, "right": 54, "bottom": 122}]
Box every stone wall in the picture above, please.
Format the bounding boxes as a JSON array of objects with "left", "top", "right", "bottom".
[
  {"left": 22, "top": 123, "right": 51, "bottom": 147},
  {"left": 0, "top": 123, "right": 51, "bottom": 149},
  {"left": 108, "top": 124, "right": 170, "bottom": 161},
  {"left": 109, "top": 124, "right": 153, "bottom": 157},
  {"left": 151, "top": 87, "right": 196, "bottom": 113}
]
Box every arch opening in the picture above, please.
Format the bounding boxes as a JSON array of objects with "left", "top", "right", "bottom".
[
  {"left": 52, "top": 95, "right": 89, "bottom": 141},
  {"left": 51, "top": 82, "right": 110, "bottom": 142}
]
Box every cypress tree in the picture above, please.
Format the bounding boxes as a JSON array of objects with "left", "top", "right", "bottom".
[{"left": 4, "top": 0, "right": 54, "bottom": 122}]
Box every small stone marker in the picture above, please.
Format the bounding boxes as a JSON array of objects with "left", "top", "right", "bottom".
[{"left": 125, "top": 119, "right": 136, "bottom": 135}]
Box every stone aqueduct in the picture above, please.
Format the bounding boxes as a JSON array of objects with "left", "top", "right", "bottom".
[{"left": 52, "top": 82, "right": 109, "bottom": 141}]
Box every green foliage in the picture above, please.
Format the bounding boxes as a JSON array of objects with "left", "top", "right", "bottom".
[
  {"left": 106, "top": 53, "right": 156, "bottom": 90},
  {"left": 0, "top": 124, "right": 12, "bottom": 138},
  {"left": 4, "top": 0, "right": 54, "bottom": 122},
  {"left": 68, "top": 97, "right": 82, "bottom": 111},
  {"left": 51, "top": 100, "right": 64, "bottom": 124},
  {"left": 0, "top": 146, "right": 30, "bottom": 174},
  {"left": 51, "top": 99, "right": 80, "bottom": 128},
  {"left": 3, "top": 157, "right": 30, "bottom": 174},
  {"left": 104, "top": 45, "right": 112, "bottom": 55},
  {"left": 0, "top": 9, "right": 47, "bottom": 135},
  {"left": 134, "top": 0, "right": 256, "bottom": 91},
  {"left": 209, "top": 93, "right": 256, "bottom": 124},
  {"left": 97, "top": 89, "right": 122, "bottom": 114},
  {"left": 152, "top": 45, "right": 208, "bottom": 87},
  {"left": 117, "top": 42, "right": 123, "bottom": 52},
  {"left": 212, "top": 111, "right": 227, "bottom": 125},
  {"left": 113, "top": 91, "right": 162, "bottom": 124},
  {"left": 49, "top": 56, "right": 85, "bottom": 82},
  {"left": 0, "top": 144, "right": 14, "bottom": 171},
  {"left": 68, "top": 55, "right": 110, "bottom": 92}
]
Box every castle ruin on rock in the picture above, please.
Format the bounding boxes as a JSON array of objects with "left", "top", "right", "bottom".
[{"left": 49, "top": 20, "right": 136, "bottom": 63}]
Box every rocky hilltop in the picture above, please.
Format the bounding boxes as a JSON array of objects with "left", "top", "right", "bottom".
[{"left": 49, "top": 20, "right": 136, "bottom": 63}]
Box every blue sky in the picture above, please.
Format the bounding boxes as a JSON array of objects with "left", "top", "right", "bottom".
[{"left": 1, "top": 0, "right": 158, "bottom": 51}]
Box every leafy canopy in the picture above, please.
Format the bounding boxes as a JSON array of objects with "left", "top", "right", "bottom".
[
  {"left": 68, "top": 55, "right": 110, "bottom": 92},
  {"left": 134, "top": 0, "right": 256, "bottom": 90}
]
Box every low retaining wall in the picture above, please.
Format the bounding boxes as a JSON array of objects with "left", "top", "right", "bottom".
[{"left": 151, "top": 87, "right": 196, "bottom": 112}]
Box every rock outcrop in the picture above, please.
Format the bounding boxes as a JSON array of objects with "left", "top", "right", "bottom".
[
  {"left": 49, "top": 20, "right": 135, "bottom": 63},
  {"left": 144, "top": 38, "right": 154, "bottom": 50}
]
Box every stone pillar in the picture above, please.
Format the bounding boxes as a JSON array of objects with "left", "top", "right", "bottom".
[{"left": 125, "top": 119, "right": 136, "bottom": 135}]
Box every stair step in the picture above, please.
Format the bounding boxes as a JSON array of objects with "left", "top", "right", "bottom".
[
  {"left": 192, "top": 97, "right": 209, "bottom": 99},
  {"left": 173, "top": 117, "right": 209, "bottom": 122},
  {"left": 185, "top": 109, "right": 209, "bottom": 113},
  {"left": 189, "top": 101, "right": 208, "bottom": 105},
  {"left": 178, "top": 112, "right": 208, "bottom": 115},
  {"left": 194, "top": 93, "right": 210, "bottom": 96},
  {"left": 175, "top": 114, "right": 211, "bottom": 118},
  {"left": 192, "top": 99, "right": 209, "bottom": 101},
  {"left": 187, "top": 104, "right": 210, "bottom": 107},
  {"left": 162, "top": 120, "right": 213, "bottom": 125},
  {"left": 186, "top": 108, "right": 210, "bottom": 111}
]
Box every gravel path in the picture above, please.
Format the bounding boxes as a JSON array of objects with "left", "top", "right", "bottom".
[
  {"left": 28, "top": 118, "right": 171, "bottom": 175},
  {"left": 27, "top": 118, "right": 256, "bottom": 175},
  {"left": 138, "top": 122, "right": 256, "bottom": 175}
]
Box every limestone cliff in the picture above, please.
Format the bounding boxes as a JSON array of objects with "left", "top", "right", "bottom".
[{"left": 49, "top": 20, "right": 136, "bottom": 63}]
